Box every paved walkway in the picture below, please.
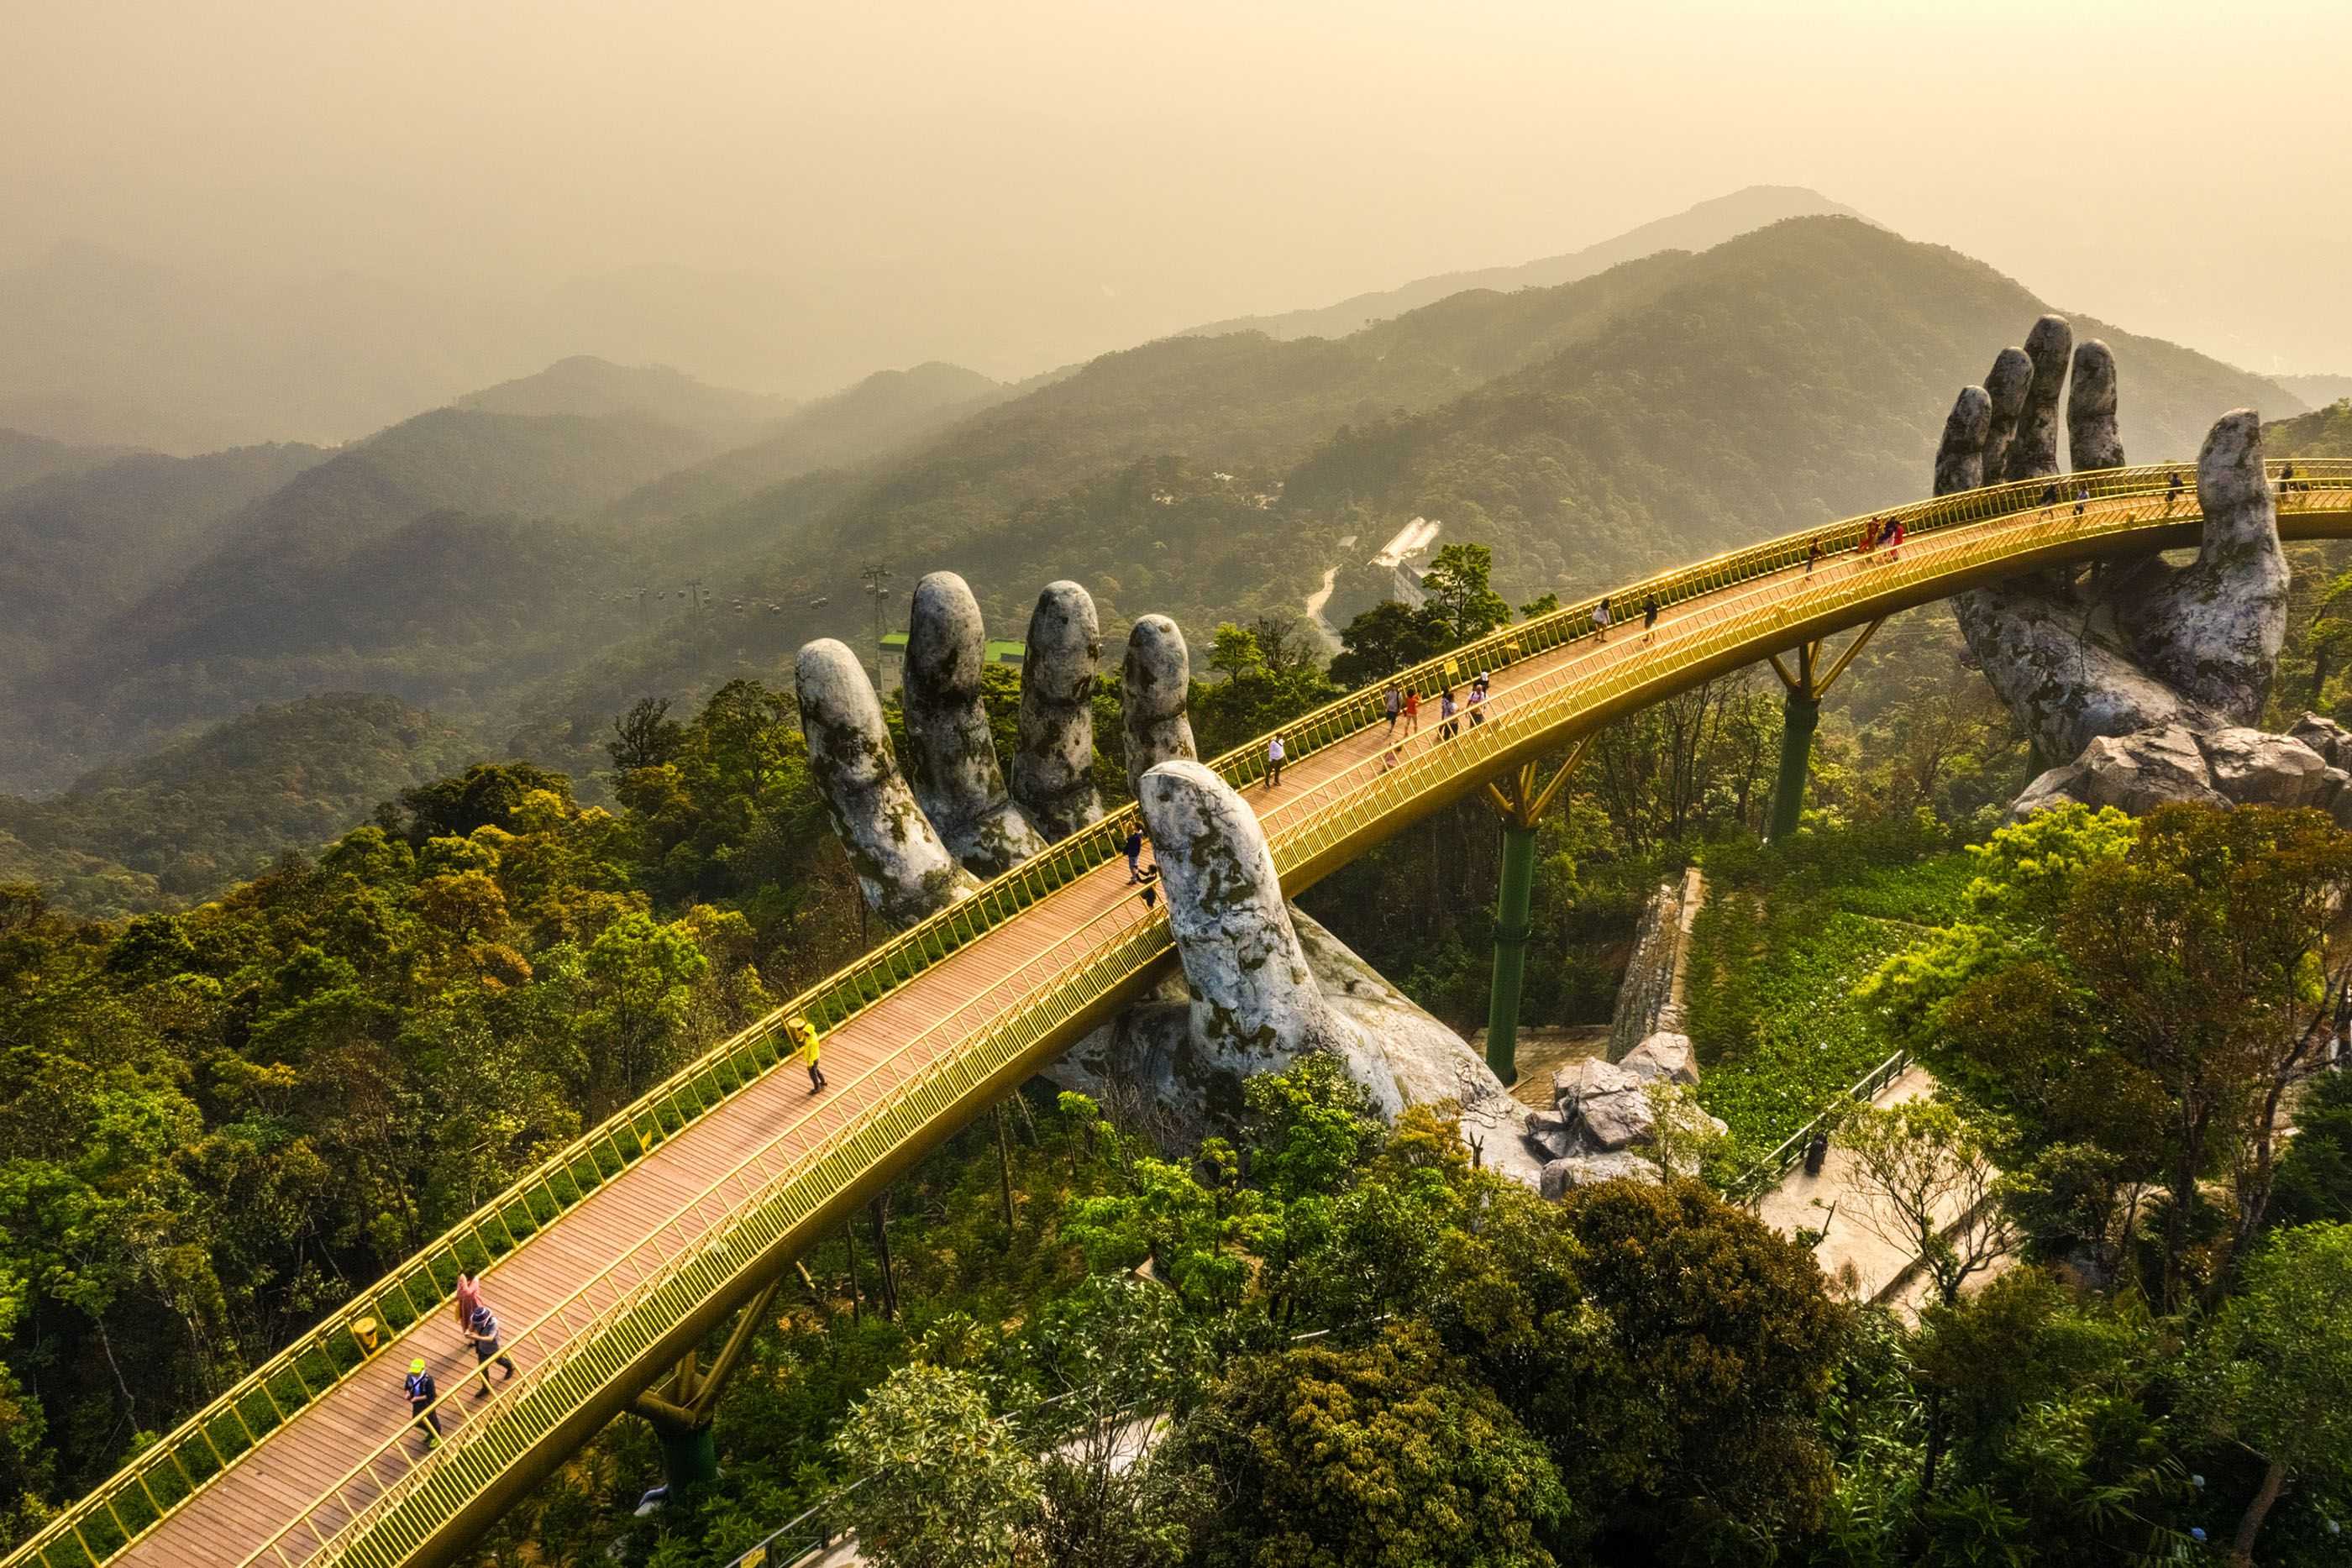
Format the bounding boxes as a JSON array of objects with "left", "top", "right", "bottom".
[{"left": 1754, "top": 1064, "right": 1987, "bottom": 1313}]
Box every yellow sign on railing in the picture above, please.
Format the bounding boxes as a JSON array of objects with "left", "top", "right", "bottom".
[{"left": 15, "top": 460, "right": 2352, "bottom": 1568}]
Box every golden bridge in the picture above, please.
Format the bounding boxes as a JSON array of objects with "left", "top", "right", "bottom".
[{"left": 16, "top": 459, "right": 2351, "bottom": 1568}]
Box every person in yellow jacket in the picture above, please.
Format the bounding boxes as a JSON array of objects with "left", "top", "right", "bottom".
[{"left": 786, "top": 1015, "right": 826, "bottom": 1094}]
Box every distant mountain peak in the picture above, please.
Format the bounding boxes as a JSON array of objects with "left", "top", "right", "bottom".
[
  {"left": 1181, "top": 184, "right": 1868, "bottom": 343},
  {"left": 454, "top": 357, "right": 797, "bottom": 439}
]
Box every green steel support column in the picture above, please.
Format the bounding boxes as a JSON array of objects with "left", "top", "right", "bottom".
[
  {"left": 658, "top": 1422, "right": 720, "bottom": 1493},
  {"left": 1484, "top": 819, "right": 1541, "bottom": 1084},
  {"left": 1768, "top": 684, "right": 1821, "bottom": 842}
]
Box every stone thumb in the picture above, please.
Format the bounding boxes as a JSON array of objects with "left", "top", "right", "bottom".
[{"left": 1135, "top": 759, "right": 1354, "bottom": 1072}]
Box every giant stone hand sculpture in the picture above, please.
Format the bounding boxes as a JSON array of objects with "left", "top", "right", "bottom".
[
  {"left": 795, "top": 574, "right": 1545, "bottom": 1187},
  {"left": 1935, "top": 316, "right": 2352, "bottom": 817}
]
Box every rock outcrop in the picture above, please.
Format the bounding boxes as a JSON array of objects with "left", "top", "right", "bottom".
[
  {"left": 1937, "top": 317, "right": 2306, "bottom": 819},
  {"left": 1535, "top": 1029, "right": 1724, "bottom": 1197}
]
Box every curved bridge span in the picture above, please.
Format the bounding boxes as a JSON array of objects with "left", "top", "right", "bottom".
[{"left": 18, "top": 460, "right": 2352, "bottom": 1568}]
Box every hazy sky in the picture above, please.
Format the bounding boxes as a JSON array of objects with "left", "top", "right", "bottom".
[{"left": 6, "top": 0, "right": 2349, "bottom": 396}]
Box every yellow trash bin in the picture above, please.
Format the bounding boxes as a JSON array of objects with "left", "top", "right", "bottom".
[{"left": 352, "top": 1316, "right": 381, "bottom": 1355}]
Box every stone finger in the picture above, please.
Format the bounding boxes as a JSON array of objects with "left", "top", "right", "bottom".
[
  {"left": 1011, "top": 580, "right": 1104, "bottom": 841},
  {"left": 1981, "top": 346, "right": 2033, "bottom": 482},
  {"left": 794, "top": 637, "right": 979, "bottom": 927},
  {"left": 1121, "top": 615, "right": 1198, "bottom": 800},
  {"left": 902, "top": 571, "right": 1047, "bottom": 874},
  {"left": 2121, "top": 411, "right": 2287, "bottom": 721},
  {"left": 2002, "top": 315, "right": 2071, "bottom": 482},
  {"left": 2066, "top": 339, "right": 2123, "bottom": 472},
  {"left": 1933, "top": 385, "right": 1991, "bottom": 496},
  {"left": 1135, "top": 760, "right": 1371, "bottom": 1095}
]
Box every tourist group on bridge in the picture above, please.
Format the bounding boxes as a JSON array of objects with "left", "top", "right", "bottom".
[{"left": 400, "top": 1269, "right": 519, "bottom": 1450}]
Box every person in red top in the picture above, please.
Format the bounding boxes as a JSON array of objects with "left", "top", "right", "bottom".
[
  {"left": 1402, "top": 689, "right": 1420, "bottom": 735},
  {"left": 1886, "top": 517, "right": 1905, "bottom": 561}
]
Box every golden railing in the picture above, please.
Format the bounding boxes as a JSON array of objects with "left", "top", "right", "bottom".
[{"left": 14, "top": 459, "right": 2351, "bottom": 1568}]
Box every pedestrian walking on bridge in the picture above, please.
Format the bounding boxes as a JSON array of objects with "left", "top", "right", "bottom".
[
  {"left": 403, "top": 1359, "right": 441, "bottom": 1450},
  {"left": 1641, "top": 595, "right": 1659, "bottom": 643},
  {"left": 1265, "top": 732, "right": 1286, "bottom": 789},
  {"left": 464, "top": 1303, "right": 518, "bottom": 1396},
  {"left": 786, "top": 1014, "right": 826, "bottom": 1094}
]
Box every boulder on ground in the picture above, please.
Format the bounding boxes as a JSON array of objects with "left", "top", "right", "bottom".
[
  {"left": 2013, "top": 725, "right": 2225, "bottom": 819},
  {"left": 2289, "top": 712, "right": 2352, "bottom": 771},
  {"left": 1572, "top": 1083, "right": 1654, "bottom": 1151},
  {"left": 2198, "top": 726, "right": 2332, "bottom": 806},
  {"left": 1540, "top": 1150, "right": 1661, "bottom": 1199},
  {"left": 1525, "top": 1109, "right": 1578, "bottom": 1161},
  {"left": 1620, "top": 1032, "right": 1699, "bottom": 1086}
]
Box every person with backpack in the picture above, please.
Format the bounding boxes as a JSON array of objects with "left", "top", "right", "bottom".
[
  {"left": 464, "top": 1302, "right": 518, "bottom": 1395},
  {"left": 403, "top": 1358, "right": 441, "bottom": 1450},
  {"left": 785, "top": 1014, "right": 826, "bottom": 1094}
]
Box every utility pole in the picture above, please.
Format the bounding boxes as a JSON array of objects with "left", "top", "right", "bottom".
[{"left": 861, "top": 563, "right": 895, "bottom": 686}]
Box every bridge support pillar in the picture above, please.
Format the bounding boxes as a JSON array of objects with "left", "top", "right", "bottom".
[
  {"left": 1478, "top": 738, "right": 1591, "bottom": 1087},
  {"left": 658, "top": 1420, "right": 721, "bottom": 1492},
  {"left": 1764, "top": 621, "right": 1881, "bottom": 843},
  {"left": 1769, "top": 687, "right": 1820, "bottom": 842},
  {"left": 630, "top": 1273, "right": 783, "bottom": 1496}
]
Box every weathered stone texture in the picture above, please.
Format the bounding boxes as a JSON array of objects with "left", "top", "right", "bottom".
[
  {"left": 794, "top": 637, "right": 979, "bottom": 928},
  {"left": 902, "top": 572, "right": 1047, "bottom": 873},
  {"left": 1121, "top": 615, "right": 1199, "bottom": 800},
  {"left": 1011, "top": 580, "right": 1104, "bottom": 842}
]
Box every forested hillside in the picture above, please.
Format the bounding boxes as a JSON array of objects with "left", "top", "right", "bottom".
[
  {"left": 500, "top": 249, "right": 1704, "bottom": 766},
  {"left": 0, "top": 695, "right": 480, "bottom": 914},
  {"left": 0, "top": 441, "right": 328, "bottom": 679},
  {"left": 510, "top": 216, "right": 2293, "bottom": 773},
  {"left": 3, "top": 216, "right": 2299, "bottom": 827},
  {"left": 1, "top": 408, "right": 722, "bottom": 792},
  {"left": 1295, "top": 216, "right": 2293, "bottom": 624},
  {"left": 0, "top": 427, "right": 144, "bottom": 495},
  {"left": 2270, "top": 397, "right": 2352, "bottom": 459},
  {"left": 601, "top": 361, "right": 1007, "bottom": 528}
]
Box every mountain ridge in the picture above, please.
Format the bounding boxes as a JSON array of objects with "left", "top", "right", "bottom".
[{"left": 1179, "top": 185, "right": 1866, "bottom": 343}]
